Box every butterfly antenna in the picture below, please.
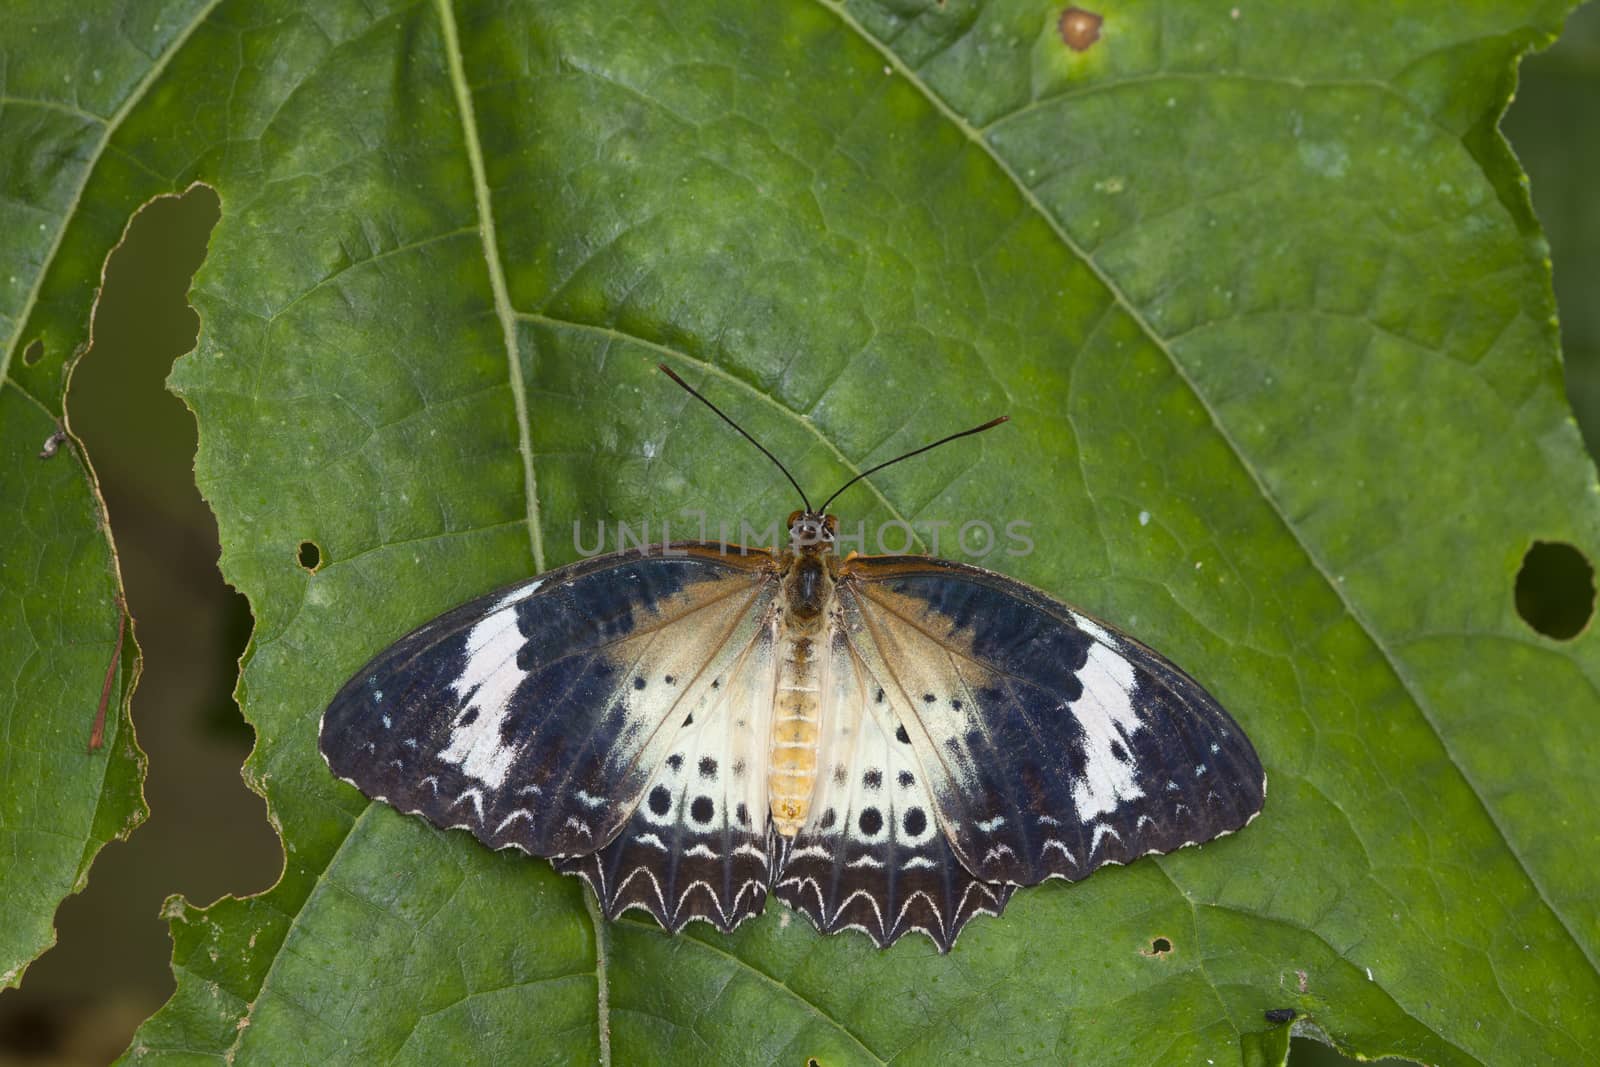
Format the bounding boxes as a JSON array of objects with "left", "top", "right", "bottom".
[
  {"left": 658, "top": 363, "right": 813, "bottom": 512},
  {"left": 818, "top": 415, "right": 1009, "bottom": 514}
]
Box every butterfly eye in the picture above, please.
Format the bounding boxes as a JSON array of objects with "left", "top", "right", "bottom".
[{"left": 789, "top": 515, "right": 836, "bottom": 548}]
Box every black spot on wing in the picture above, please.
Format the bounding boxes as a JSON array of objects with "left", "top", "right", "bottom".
[{"left": 648, "top": 786, "right": 672, "bottom": 816}]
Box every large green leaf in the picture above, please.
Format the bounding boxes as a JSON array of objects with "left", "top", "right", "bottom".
[
  {"left": 7, "top": 0, "right": 1599, "bottom": 1062},
  {"left": 0, "top": 12, "right": 151, "bottom": 986}
]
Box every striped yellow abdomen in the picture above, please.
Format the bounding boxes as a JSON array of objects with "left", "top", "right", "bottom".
[{"left": 770, "top": 633, "right": 821, "bottom": 835}]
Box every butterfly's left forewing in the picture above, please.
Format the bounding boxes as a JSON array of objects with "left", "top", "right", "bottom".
[
  {"left": 836, "top": 556, "right": 1265, "bottom": 888},
  {"left": 319, "top": 545, "right": 779, "bottom": 860}
]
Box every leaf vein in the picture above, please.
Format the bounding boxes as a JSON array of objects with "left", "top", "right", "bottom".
[{"left": 435, "top": 0, "right": 545, "bottom": 575}]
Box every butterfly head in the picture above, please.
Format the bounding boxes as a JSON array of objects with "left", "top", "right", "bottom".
[{"left": 787, "top": 510, "right": 838, "bottom": 554}]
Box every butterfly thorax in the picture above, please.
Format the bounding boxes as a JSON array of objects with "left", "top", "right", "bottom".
[{"left": 769, "top": 512, "right": 840, "bottom": 835}]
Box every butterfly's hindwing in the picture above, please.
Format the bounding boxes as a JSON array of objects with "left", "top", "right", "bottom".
[
  {"left": 772, "top": 627, "right": 1013, "bottom": 950},
  {"left": 839, "top": 556, "right": 1265, "bottom": 886},
  {"left": 557, "top": 617, "right": 780, "bottom": 933},
  {"left": 319, "top": 546, "right": 778, "bottom": 858}
]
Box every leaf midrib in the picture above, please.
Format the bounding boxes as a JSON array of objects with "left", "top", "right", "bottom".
[{"left": 435, "top": 0, "right": 545, "bottom": 576}]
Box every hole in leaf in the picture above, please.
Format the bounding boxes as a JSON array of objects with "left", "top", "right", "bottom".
[
  {"left": 1142, "top": 936, "right": 1173, "bottom": 957},
  {"left": 297, "top": 539, "right": 323, "bottom": 573},
  {"left": 1, "top": 183, "right": 279, "bottom": 1056},
  {"left": 1058, "top": 6, "right": 1103, "bottom": 51},
  {"left": 22, "top": 338, "right": 44, "bottom": 365},
  {"left": 1514, "top": 540, "right": 1594, "bottom": 639}
]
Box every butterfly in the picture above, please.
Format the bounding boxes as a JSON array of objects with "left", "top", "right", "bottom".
[{"left": 320, "top": 365, "right": 1266, "bottom": 951}]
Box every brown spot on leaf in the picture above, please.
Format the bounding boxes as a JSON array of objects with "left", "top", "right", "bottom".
[{"left": 1059, "top": 6, "right": 1103, "bottom": 51}]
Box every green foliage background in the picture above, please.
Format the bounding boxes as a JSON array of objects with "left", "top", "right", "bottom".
[{"left": 2, "top": 1, "right": 1598, "bottom": 1063}]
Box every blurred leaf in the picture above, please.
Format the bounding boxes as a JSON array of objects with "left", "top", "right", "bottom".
[
  {"left": 0, "top": 10, "right": 152, "bottom": 988},
  {"left": 7, "top": 0, "right": 1600, "bottom": 1063},
  {"left": 1504, "top": 0, "right": 1600, "bottom": 456}
]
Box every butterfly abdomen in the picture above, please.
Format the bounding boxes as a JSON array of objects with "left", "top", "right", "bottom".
[{"left": 771, "top": 555, "right": 833, "bottom": 836}]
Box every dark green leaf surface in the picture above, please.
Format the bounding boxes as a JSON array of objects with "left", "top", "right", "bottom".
[
  {"left": 0, "top": 9, "right": 152, "bottom": 988},
  {"left": 9, "top": 0, "right": 1600, "bottom": 1063}
]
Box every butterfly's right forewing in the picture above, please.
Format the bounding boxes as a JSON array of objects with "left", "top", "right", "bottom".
[
  {"left": 319, "top": 545, "right": 779, "bottom": 859},
  {"left": 838, "top": 556, "right": 1265, "bottom": 888}
]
